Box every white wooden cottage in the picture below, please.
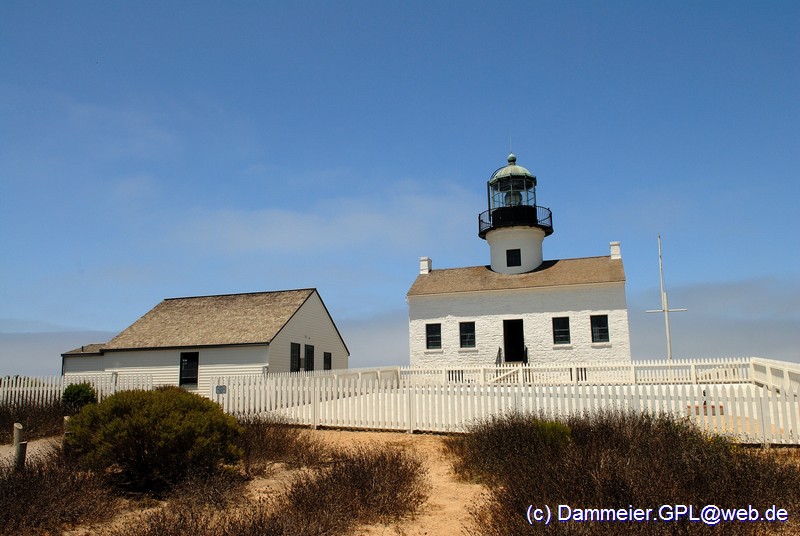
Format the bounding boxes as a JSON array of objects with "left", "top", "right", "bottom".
[
  {"left": 407, "top": 154, "right": 631, "bottom": 367},
  {"left": 62, "top": 288, "right": 349, "bottom": 395}
]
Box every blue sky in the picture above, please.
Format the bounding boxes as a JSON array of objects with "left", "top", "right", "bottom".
[{"left": 1, "top": 1, "right": 798, "bottom": 376}]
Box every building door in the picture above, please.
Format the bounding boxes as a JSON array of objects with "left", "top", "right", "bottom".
[{"left": 503, "top": 319, "right": 525, "bottom": 362}]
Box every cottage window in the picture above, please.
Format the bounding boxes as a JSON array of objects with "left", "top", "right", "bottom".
[
  {"left": 324, "top": 352, "right": 332, "bottom": 371},
  {"left": 506, "top": 248, "right": 522, "bottom": 267},
  {"left": 290, "top": 343, "right": 301, "bottom": 372},
  {"left": 459, "top": 322, "right": 476, "bottom": 348},
  {"left": 591, "top": 315, "right": 610, "bottom": 343},
  {"left": 305, "top": 345, "right": 315, "bottom": 372},
  {"left": 552, "top": 317, "right": 571, "bottom": 345},
  {"left": 426, "top": 323, "right": 441, "bottom": 349},
  {"left": 179, "top": 352, "right": 199, "bottom": 387}
]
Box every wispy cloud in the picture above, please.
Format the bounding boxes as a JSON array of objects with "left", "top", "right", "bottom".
[
  {"left": 169, "top": 181, "right": 481, "bottom": 257},
  {"left": 63, "top": 98, "right": 182, "bottom": 160}
]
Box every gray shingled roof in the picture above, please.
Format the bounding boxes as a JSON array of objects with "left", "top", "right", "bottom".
[
  {"left": 102, "top": 289, "right": 316, "bottom": 350},
  {"left": 407, "top": 256, "right": 625, "bottom": 296},
  {"left": 62, "top": 343, "right": 105, "bottom": 356}
]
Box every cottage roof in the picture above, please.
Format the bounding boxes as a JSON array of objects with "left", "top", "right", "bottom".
[
  {"left": 407, "top": 256, "right": 625, "bottom": 296},
  {"left": 102, "top": 289, "right": 317, "bottom": 351},
  {"left": 62, "top": 343, "right": 105, "bottom": 356}
]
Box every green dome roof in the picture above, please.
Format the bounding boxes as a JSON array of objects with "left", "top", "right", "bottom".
[{"left": 489, "top": 153, "right": 536, "bottom": 185}]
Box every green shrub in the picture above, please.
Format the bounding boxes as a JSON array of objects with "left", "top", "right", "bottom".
[
  {"left": 62, "top": 382, "right": 97, "bottom": 414},
  {"left": 65, "top": 386, "right": 242, "bottom": 491}
]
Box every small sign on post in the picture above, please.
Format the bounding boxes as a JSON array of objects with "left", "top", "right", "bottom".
[{"left": 215, "top": 385, "right": 227, "bottom": 395}]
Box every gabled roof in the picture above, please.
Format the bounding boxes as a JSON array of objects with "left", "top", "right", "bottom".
[
  {"left": 62, "top": 343, "right": 105, "bottom": 357},
  {"left": 102, "top": 289, "right": 317, "bottom": 351},
  {"left": 407, "top": 256, "right": 625, "bottom": 297}
]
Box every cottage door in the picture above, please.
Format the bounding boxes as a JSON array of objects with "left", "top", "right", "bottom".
[{"left": 503, "top": 319, "right": 525, "bottom": 362}]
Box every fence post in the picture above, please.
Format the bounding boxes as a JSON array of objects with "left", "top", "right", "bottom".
[
  {"left": 405, "top": 381, "right": 414, "bottom": 433},
  {"left": 311, "top": 378, "right": 319, "bottom": 430},
  {"left": 13, "top": 423, "right": 27, "bottom": 471},
  {"left": 757, "top": 386, "right": 771, "bottom": 448}
]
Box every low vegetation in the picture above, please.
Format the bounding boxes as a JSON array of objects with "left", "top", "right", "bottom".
[
  {"left": 0, "top": 445, "right": 119, "bottom": 534},
  {"left": 0, "top": 399, "right": 66, "bottom": 443},
  {"left": 445, "top": 410, "right": 800, "bottom": 535},
  {"left": 106, "top": 444, "right": 429, "bottom": 536},
  {"left": 2, "top": 393, "right": 428, "bottom": 535},
  {"left": 237, "top": 413, "right": 329, "bottom": 475},
  {"left": 65, "top": 386, "right": 242, "bottom": 492}
]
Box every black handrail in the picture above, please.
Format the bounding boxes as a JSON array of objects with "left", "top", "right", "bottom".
[{"left": 478, "top": 205, "right": 553, "bottom": 238}]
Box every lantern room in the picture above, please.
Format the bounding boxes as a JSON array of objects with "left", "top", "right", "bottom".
[{"left": 478, "top": 153, "right": 553, "bottom": 239}]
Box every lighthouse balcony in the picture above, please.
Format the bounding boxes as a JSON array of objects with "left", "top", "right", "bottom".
[{"left": 478, "top": 205, "right": 553, "bottom": 238}]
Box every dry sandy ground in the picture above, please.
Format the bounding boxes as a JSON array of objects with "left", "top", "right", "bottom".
[
  {"left": 1, "top": 429, "right": 486, "bottom": 535},
  {"left": 308, "top": 429, "right": 485, "bottom": 535}
]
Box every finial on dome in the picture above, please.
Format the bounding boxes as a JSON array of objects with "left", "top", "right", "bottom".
[{"left": 507, "top": 153, "right": 517, "bottom": 165}]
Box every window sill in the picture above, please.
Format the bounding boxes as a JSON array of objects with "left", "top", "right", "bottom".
[
  {"left": 552, "top": 344, "right": 573, "bottom": 350},
  {"left": 458, "top": 348, "right": 479, "bottom": 353},
  {"left": 591, "top": 343, "right": 612, "bottom": 349},
  {"left": 424, "top": 349, "right": 444, "bottom": 354}
]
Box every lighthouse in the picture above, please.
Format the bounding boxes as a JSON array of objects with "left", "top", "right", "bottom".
[
  {"left": 478, "top": 154, "right": 553, "bottom": 274},
  {"left": 407, "top": 152, "right": 631, "bottom": 367}
]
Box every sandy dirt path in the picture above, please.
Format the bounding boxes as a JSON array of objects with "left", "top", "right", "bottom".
[{"left": 304, "top": 429, "right": 485, "bottom": 535}]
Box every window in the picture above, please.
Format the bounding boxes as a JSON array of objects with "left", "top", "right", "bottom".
[
  {"left": 324, "top": 352, "right": 332, "bottom": 370},
  {"left": 591, "top": 315, "right": 610, "bottom": 343},
  {"left": 426, "top": 323, "right": 441, "bottom": 349},
  {"left": 459, "top": 322, "right": 476, "bottom": 348},
  {"left": 290, "top": 343, "right": 301, "bottom": 372},
  {"left": 552, "top": 317, "right": 571, "bottom": 345},
  {"left": 305, "top": 345, "right": 315, "bottom": 372},
  {"left": 179, "top": 352, "right": 199, "bottom": 387},
  {"left": 506, "top": 248, "right": 521, "bottom": 267}
]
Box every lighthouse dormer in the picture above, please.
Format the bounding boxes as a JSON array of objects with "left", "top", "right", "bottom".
[{"left": 478, "top": 153, "right": 554, "bottom": 274}]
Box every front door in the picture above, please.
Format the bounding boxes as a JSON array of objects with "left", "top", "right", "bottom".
[{"left": 503, "top": 319, "right": 525, "bottom": 362}]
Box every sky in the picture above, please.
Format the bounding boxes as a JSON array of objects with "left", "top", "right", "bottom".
[{"left": 1, "top": 1, "right": 798, "bottom": 376}]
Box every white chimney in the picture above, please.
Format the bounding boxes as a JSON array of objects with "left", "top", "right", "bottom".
[
  {"left": 610, "top": 241, "right": 622, "bottom": 260},
  {"left": 419, "top": 256, "right": 432, "bottom": 275}
]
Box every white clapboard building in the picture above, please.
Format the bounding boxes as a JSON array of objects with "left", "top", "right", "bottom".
[
  {"left": 407, "top": 154, "right": 631, "bottom": 367},
  {"left": 62, "top": 288, "right": 349, "bottom": 395}
]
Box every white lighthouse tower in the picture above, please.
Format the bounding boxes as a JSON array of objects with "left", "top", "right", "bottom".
[{"left": 478, "top": 153, "right": 553, "bottom": 274}]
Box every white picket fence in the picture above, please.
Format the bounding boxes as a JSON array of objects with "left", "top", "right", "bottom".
[
  {"left": 209, "top": 375, "right": 799, "bottom": 444},
  {"left": 398, "top": 358, "right": 755, "bottom": 386},
  {"left": 0, "top": 374, "right": 153, "bottom": 405}
]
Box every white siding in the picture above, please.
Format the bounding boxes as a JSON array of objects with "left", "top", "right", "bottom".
[
  {"left": 63, "top": 355, "right": 104, "bottom": 374},
  {"left": 409, "top": 282, "right": 631, "bottom": 367},
  {"left": 66, "top": 346, "right": 268, "bottom": 397},
  {"left": 270, "top": 291, "right": 349, "bottom": 373}
]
